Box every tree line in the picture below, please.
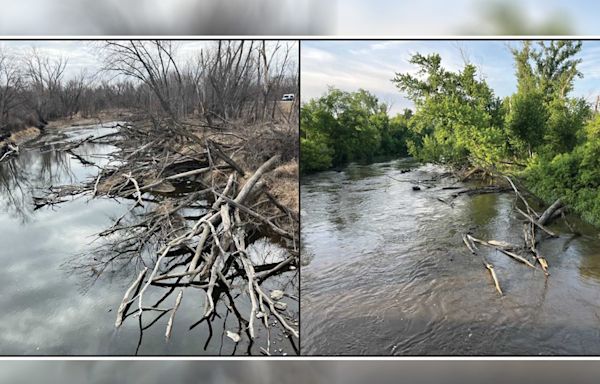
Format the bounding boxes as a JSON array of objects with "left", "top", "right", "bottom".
[
  {"left": 300, "top": 88, "right": 412, "bottom": 172},
  {"left": 1, "top": 40, "right": 298, "bottom": 136},
  {"left": 301, "top": 40, "right": 600, "bottom": 226}
]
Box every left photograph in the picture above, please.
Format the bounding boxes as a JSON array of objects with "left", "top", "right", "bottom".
[{"left": 0, "top": 39, "right": 299, "bottom": 355}]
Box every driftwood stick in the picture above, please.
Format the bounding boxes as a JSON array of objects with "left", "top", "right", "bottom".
[
  {"left": 208, "top": 140, "right": 246, "bottom": 176},
  {"left": 122, "top": 172, "right": 144, "bottom": 207},
  {"left": 256, "top": 255, "right": 296, "bottom": 280},
  {"left": 93, "top": 172, "right": 102, "bottom": 197},
  {"left": 486, "top": 263, "right": 503, "bottom": 296},
  {"left": 463, "top": 235, "right": 502, "bottom": 296},
  {"left": 211, "top": 173, "right": 236, "bottom": 210},
  {"left": 486, "top": 239, "right": 520, "bottom": 251},
  {"left": 504, "top": 176, "right": 539, "bottom": 217},
  {"left": 115, "top": 267, "right": 148, "bottom": 328},
  {"left": 216, "top": 192, "right": 293, "bottom": 239},
  {"left": 165, "top": 289, "right": 183, "bottom": 341},
  {"left": 0, "top": 144, "right": 18, "bottom": 162},
  {"left": 524, "top": 221, "right": 550, "bottom": 275},
  {"left": 254, "top": 283, "right": 299, "bottom": 338},
  {"left": 240, "top": 254, "right": 258, "bottom": 339},
  {"left": 463, "top": 234, "right": 478, "bottom": 254},
  {"left": 461, "top": 166, "right": 482, "bottom": 182},
  {"left": 515, "top": 207, "right": 558, "bottom": 238},
  {"left": 467, "top": 234, "right": 537, "bottom": 269},
  {"left": 234, "top": 155, "right": 279, "bottom": 205}
]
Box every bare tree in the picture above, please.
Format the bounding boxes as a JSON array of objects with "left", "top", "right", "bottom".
[
  {"left": 22, "top": 47, "right": 68, "bottom": 121},
  {"left": 0, "top": 49, "right": 24, "bottom": 131},
  {"left": 59, "top": 70, "right": 89, "bottom": 119},
  {"left": 100, "top": 40, "right": 184, "bottom": 120}
]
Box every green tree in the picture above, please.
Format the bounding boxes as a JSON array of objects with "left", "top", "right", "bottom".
[
  {"left": 300, "top": 87, "right": 411, "bottom": 173},
  {"left": 507, "top": 40, "right": 585, "bottom": 157},
  {"left": 504, "top": 89, "right": 547, "bottom": 156},
  {"left": 392, "top": 53, "right": 505, "bottom": 167}
]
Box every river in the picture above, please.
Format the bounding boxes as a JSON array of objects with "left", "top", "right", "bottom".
[
  {"left": 301, "top": 158, "right": 600, "bottom": 355},
  {"left": 0, "top": 123, "right": 297, "bottom": 355}
]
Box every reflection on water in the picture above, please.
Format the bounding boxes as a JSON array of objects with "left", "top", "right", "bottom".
[
  {"left": 0, "top": 124, "right": 297, "bottom": 355},
  {"left": 301, "top": 159, "right": 600, "bottom": 355}
]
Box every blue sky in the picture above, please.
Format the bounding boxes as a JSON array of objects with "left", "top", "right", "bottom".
[{"left": 302, "top": 40, "right": 600, "bottom": 115}]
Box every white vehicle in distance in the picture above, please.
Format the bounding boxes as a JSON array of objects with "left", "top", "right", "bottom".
[{"left": 282, "top": 93, "right": 295, "bottom": 101}]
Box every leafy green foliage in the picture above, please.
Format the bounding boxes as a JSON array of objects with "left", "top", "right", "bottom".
[
  {"left": 504, "top": 89, "right": 547, "bottom": 155},
  {"left": 390, "top": 41, "right": 600, "bottom": 226},
  {"left": 392, "top": 53, "right": 507, "bottom": 167},
  {"left": 301, "top": 40, "right": 600, "bottom": 226},
  {"left": 526, "top": 136, "right": 600, "bottom": 225},
  {"left": 506, "top": 41, "right": 587, "bottom": 158},
  {"left": 505, "top": 41, "right": 600, "bottom": 224},
  {"left": 300, "top": 88, "right": 410, "bottom": 173}
]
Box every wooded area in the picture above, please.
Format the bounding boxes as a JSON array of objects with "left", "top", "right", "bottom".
[
  {"left": 0, "top": 40, "right": 299, "bottom": 354},
  {"left": 301, "top": 40, "right": 600, "bottom": 229},
  {"left": 300, "top": 88, "right": 412, "bottom": 172}
]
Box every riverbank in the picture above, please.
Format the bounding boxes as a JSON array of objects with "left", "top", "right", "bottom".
[{"left": 0, "top": 109, "right": 133, "bottom": 161}]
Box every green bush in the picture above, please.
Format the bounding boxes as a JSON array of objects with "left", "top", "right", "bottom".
[
  {"left": 300, "top": 136, "right": 333, "bottom": 173},
  {"left": 300, "top": 88, "right": 411, "bottom": 173}
]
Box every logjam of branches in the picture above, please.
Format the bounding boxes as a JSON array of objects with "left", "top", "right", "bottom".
[
  {"left": 50, "top": 116, "right": 299, "bottom": 354},
  {"left": 459, "top": 175, "right": 567, "bottom": 295}
]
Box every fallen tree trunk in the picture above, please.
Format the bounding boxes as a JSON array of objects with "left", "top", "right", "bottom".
[
  {"left": 515, "top": 207, "right": 558, "bottom": 238},
  {"left": 538, "top": 198, "right": 563, "bottom": 226}
]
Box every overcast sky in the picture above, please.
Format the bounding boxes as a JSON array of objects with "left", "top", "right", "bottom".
[
  {"left": 301, "top": 40, "right": 600, "bottom": 115},
  {"left": 0, "top": 40, "right": 297, "bottom": 81}
]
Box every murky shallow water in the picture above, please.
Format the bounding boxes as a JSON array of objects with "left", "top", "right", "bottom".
[
  {"left": 0, "top": 124, "right": 297, "bottom": 355},
  {"left": 301, "top": 159, "right": 600, "bottom": 355}
]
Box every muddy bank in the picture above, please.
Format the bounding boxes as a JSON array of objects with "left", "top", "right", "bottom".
[{"left": 0, "top": 111, "right": 132, "bottom": 159}]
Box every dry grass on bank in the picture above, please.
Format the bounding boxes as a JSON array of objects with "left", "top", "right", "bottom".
[{"left": 267, "top": 161, "right": 299, "bottom": 213}]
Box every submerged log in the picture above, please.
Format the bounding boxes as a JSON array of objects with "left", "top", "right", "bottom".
[{"left": 452, "top": 185, "right": 510, "bottom": 197}]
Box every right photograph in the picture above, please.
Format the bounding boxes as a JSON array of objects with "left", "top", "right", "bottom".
[{"left": 300, "top": 39, "right": 600, "bottom": 355}]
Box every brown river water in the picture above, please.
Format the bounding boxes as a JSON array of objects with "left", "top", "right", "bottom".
[{"left": 301, "top": 158, "right": 600, "bottom": 355}]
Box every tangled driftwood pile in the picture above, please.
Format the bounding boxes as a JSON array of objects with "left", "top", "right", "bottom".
[
  {"left": 45, "top": 117, "right": 299, "bottom": 354},
  {"left": 462, "top": 176, "right": 564, "bottom": 296}
]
